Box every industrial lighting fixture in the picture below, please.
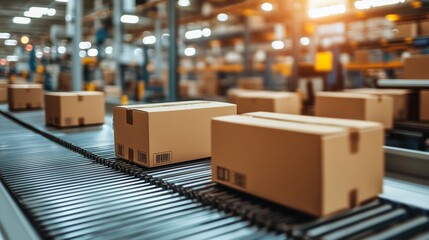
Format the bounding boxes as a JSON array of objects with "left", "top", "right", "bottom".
[
  {"left": 4, "top": 39, "right": 18, "bottom": 46},
  {"left": 261, "top": 2, "right": 273, "bottom": 12},
  {"left": 24, "top": 11, "right": 43, "bottom": 18},
  {"left": 0, "top": 59, "right": 6, "bottom": 65},
  {"left": 355, "top": 0, "right": 405, "bottom": 10},
  {"left": 6, "top": 55, "right": 18, "bottom": 62},
  {"left": 58, "top": 46, "right": 67, "bottom": 54},
  {"left": 105, "top": 46, "right": 113, "bottom": 55},
  {"left": 217, "top": 13, "right": 228, "bottom": 22},
  {"left": 185, "top": 29, "right": 203, "bottom": 40},
  {"left": 79, "top": 50, "right": 86, "bottom": 58},
  {"left": 43, "top": 47, "right": 51, "bottom": 53},
  {"left": 13, "top": 17, "right": 31, "bottom": 24},
  {"left": 271, "top": 40, "right": 284, "bottom": 50},
  {"left": 120, "top": 14, "right": 139, "bottom": 24},
  {"left": 29, "top": 7, "right": 49, "bottom": 15},
  {"left": 55, "top": 0, "right": 68, "bottom": 2},
  {"left": 36, "top": 51, "right": 43, "bottom": 58},
  {"left": 300, "top": 37, "right": 310, "bottom": 46},
  {"left": 87, "top": 48, "right": 98, "bottom": 57},
  {"left": 142, "top": 36, "right": 156, "bottom": 45},
  {"left": 308, "top": 4, "right": 346, "bottom": 18},
  {"left": 25, "top": 44, "right": 33, "bottom": 52},
  {"left": 0, "top": 33, "right": 10, "bottom": 39},
  {"left": 47, "top": 8, "right": 56, "bottom": 16},
  {"left": 21, "top": 36, "right": 30, "bottom": 44},
  {"left": 184, "top": 47, "right": 196, "bottom": 56},
  {"left": 202, "top": 28, "right": 211, "bottom": 37},
  {"left": 178, "top": 0, "right": 190, "bottom": 7},
  {"left": 79, "top": 41, "right": 92, "bottom": 49}
]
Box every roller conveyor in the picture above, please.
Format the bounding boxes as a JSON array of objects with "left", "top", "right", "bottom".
[{"left": 1, "top": 105, "right": 429, "bottom": 239}]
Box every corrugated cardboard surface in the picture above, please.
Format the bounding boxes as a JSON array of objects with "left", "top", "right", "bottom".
[
  {"left": 114, "top": 101, "right": 237, "bottom": 167},
  {"left": 403, "top": 55, "right": 429, "bottom": 79},
  {"left": 233, "top": 91, "right": 301, "bottom": 114},
  {"left": 421, "top": 20, "right": 429, "bottom": 36},
  {"left": 0, "top": 81, "right": 7, "bottom": 102},
  {"left": 237, "top": 77, "right": 263, "bottom": 90},
  {"left": 8, "top": 84, "right": 43, "bottom": 110},
  {"left": 393, "top": 22, "right": 417, "bottom": 38},
  {"left": 421, "top": 90, "right": 429, "bottom": 121},
  {"left": 45, "top": 91, "right": 105, "bottom": 127},
  {"left": 315, "top": 92, "right": 394, "bottom": 129},
  {"left": 345, "top": 88, "right": 411, "bottom": 119},
  {"left": 212, "top": 113, "right": 383, "bottom": 217}
]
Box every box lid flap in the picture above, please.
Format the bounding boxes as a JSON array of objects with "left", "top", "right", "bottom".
[{"left": 117, "top": 100, "right": 235, "bottom": 113}]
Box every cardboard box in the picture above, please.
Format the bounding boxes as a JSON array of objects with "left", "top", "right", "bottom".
[
  {"left": 8, "top": 84, "right": 43, "bottom": 110},
  {"left": 58, "top": 72, "right": 72, "bottom": 91},
  {"left": 45, "top": 91, "right": 105, "bottom": 127},
  {"left": 393, "top": 22, "right": 417, "bottom": 39},
  {"left": 212, "top": 112, "right": 383, "bottom": 217},
  {"left": 104, "top": 85, "right": 122, "bottom": 99},
  {"left": 421, "top": 20, "right": 429, "bottom": 36},
  {"left": 345, "top": 88, "right": 411, "bottom": 119},
  {"left": 227, "top": 88, "right": 259, "bottom": 103},
  {"left": 315, "top": 92, "right": 394, "bottom": 129},
  {"left": 403, "top": 55, "right": 429, "bottom": 79},
  {"left": 237, "top": 77, "right": 263, "bottom": 90},
  {"left": 198, "top": 72, "right": 218, "bottom": 96},
  {"left": 234, "top": 91, "right": 301, "bottom": 114},
  {"left": 421, "top": 90, "right": 429, "bottom": 121},
  {"left": 114, "top": 101, "right": 236, "bottom": 167},
  {"left": 0, "top": 80, "right": 7, "bottom": 102}
]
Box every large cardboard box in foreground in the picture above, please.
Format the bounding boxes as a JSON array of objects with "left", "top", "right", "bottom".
[
  {"left": 421, "top": 90, "right": 429, "bottom": 121},
  {"left": 315, "top": 92, "right": 394, "bottom": 129},
  {"left": 45, "top": 91, "right": 105, "bottom": 127},
  {"left": 212, "top": 112, "right": 384, "bottom": 217},
  {"left": 114, "top": 101, "right": 236, "bottom": 167},
  {"left": 237, "top": 77, "right": 263, "bottom": 90},
  {"left": 8, "top": 84, "right": 43, "bottom": 110},
  {"left": 0, "top": 80, "right": 7, "bottom": 102},
  {"left": 345, "top": 88, "right": 411, "bottom": 119},
  {"left": 233, "top": 91, "right": 301, "bottom": 114},
  {"left": 403, "top": 55, "right": 429, "bottom": 79}
]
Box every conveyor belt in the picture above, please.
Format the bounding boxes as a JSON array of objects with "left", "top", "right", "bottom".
[{"left": 1, "top": 105, "right": 429, "bottom": 239}]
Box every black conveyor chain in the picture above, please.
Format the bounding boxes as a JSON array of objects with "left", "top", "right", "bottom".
[{"left": 1, "top": 107, "right": 429, "bottom": 239}]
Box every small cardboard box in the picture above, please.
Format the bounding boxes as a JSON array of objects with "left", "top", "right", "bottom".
[
  {"left": 0, "top": 80, "right": 7, "bottom": 102},
  {"left": 421, "top": 20, "right": 429, "bottom": 36},
  {"left": 345, "top": 88, "right": 411, "bottom": 119},
  {"left": 212, "top": 112, "right": 383, "bottom": 217},
  {"left": 114, "top": 101, "right": 236, "bottom": 167},
  {"left": 8, "top": 84, "right": 43, "bottom": 110},
  {"left": 237, "top": 77, "right": 263, "bottom": 90},
  {"left": 58, "top": 72, "right": 72, "bottom": 91},
  {"left": 393, "top": 22, "right": 417, "bottom": 39},
  {"left": 420, "top": 90, "right": 429, "bottom": 122},
  {"left": 403, "top": 55, "right": 429, "bottom": 79},
  {"left": 45, "top": 91, "right": 105, "bottom": 127},
  {"left": 234, "top": 91, "right": 301, "bottom": 114},
  {"left": 227, "top": 88, "right": 255, "bottom": 103},
  {"left": 315, "top": 92, "right": 394, "bottom": 129}
]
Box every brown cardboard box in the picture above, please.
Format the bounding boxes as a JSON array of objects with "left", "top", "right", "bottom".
[
  {"left": 421, "top": 20, "right": 429, "bottom": 36},
  {"left": 315, "top": 92, "right": 394, "bottom": 129},
  {"left": 403, "top": 55, "right": 429, "bottom": 79},
  {"left": 234, "top": 91, "right": 301, "bottom": 114},
  {"left": 104, "top": 85, "right": 122, "bottom": 99},
  {"left": 420, "top": 90, "right": 429, "bottom": 121},
  {"left": 227, "top": 88, "right": 257, "bottom": 103},
  {"left": 345, "top": 88, "right": 411, "bottom": 119},
  {"left": 58, "top": 72, "right": 72, "bottom": 91},
  {"left": 354, "top": 49, "right": 369, "bottom": 63},
  {"left": 8, "top": 84, "right": 43, "bottom": 110},
  {"left": 198, "top": 72, "right": 218, "bottom": 96},
  {"left": 237, "top": 77, "right": 263, "bottom": 90},
  {"left": 212, "top": 112, "right": 383, "bottom": 217},
  {"left": 0, "top": 80, "right": 7, "bottom": 102},
  {"left": 45, "top": 91, "right": 105, "bottom": 127},
  {"left": 103, "top": 70, "right": 115, "bottom": 85},
  {"left": 114, "top": 101, "right": 236, "bottom": 167},
  {"left": 393, "top": 22, "right": 417, "bottom": 39}
]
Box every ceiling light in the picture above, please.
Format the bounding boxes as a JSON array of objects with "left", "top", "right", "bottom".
[
  {"left": 88, "top": 48, "right": 98, "bottom": 57},
  {"left": 134, "top": 48, "right": 143, "bottom": 56},
  {"left": 184, "top": 47, "right": 196, "bottom": 56},
  {"left": 178, "top": 0, "right": 190, "bottom": 7},
  {"left": 55, "top": 0, "right": 69, "bottom": 2},
  {"left": 5, "top": 39, "right": 18, "bottom": 46},
  {"left": 185, "top": 29, "right": 203, "bottom": 40},
  {"left": 308, "top": 4, "right": 346, "bottom": 18},
  {"left": 58, "top": 46, "right": 66, "bottom": 54},
  {"left": 354, "top": 0, "right": 405, "bottom": 10},
  {"left": 105, "top": 46, "right": 113, "bottom": 55},
  {"left": 13, "top": 17, "right": 31, "bottom": 24},
  {"left": 300, "top": 37, "right": 310, "bottom": 46},
  {"left": 142, "top": 36, "right": 156, "bottom": 45},
  {"left": 7, "top": 55, "right": 18, "bottom": 62},
  {"left": 47, "top": 8, "right": 56, "bottom": 16},
  {"left": 0, "top": 59, "right": 6, "bottom": 65},
  {"left": 120, "top": 15, "right": 139, "bottom": 24},
  {"left": 79, "top": 41, "right": 91, "bottom": 49},
  {"left": 261, "top": 2, "right": 273, "bottom": 11},
  {"left": 217, "top": 13, "right": 228, "bottom": 22},
  {"left": 79, "top": 50, "right": 86, "bottom": 58},
  {"left": 24, "top": 11, "right": 43, "bottom": 18},
  {"left": 29, "top": 7, "right": 49, "bottom": 15},
  {"left": 202, "top": 28, "right": 211, "bottom": 37},
  {"left": 0, "top": 33, "right": 10, "bottom": 39},
  {"left": 25, "top": 44, "right": 33, "bottom": 51},
  {"left": 43, "top": 47, "right": 51, "bottom": 53},
  {"left": 271, "top": 40, "right": 284, "bottom": 50},
  {"left": 21, "top": 36, "right": 30, "bottom": 44}
]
